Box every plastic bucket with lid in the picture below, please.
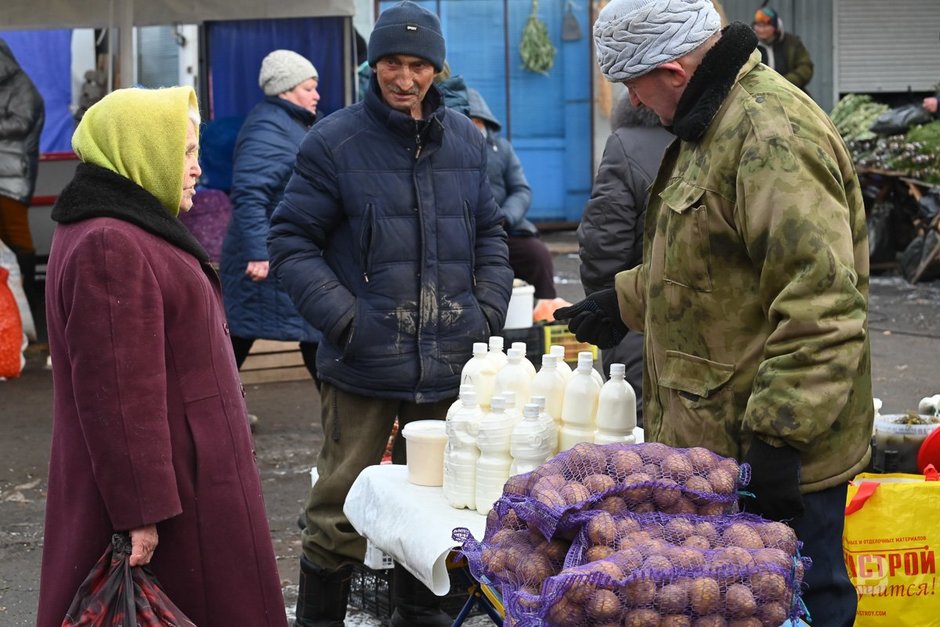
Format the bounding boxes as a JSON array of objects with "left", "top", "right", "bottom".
[
  {"left": 400, "top": 420, "right": 448, "bottom": 486},
  {"left": 503, "top": 283, "right": 535, "bottom": 330},
  {"left": 873, "top": 415, "right": 940, "bottom": 474}
]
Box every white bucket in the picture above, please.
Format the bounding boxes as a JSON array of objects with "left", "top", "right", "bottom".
[
  {"left": 401, "top": 420, "right": 448, "bottom": 486},
  {"left": 503, "top": 283, "right": 535, "bottom": 330}
]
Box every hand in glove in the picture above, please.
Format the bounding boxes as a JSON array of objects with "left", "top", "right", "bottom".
[
  {"left": 743, "top": 438, "right": 805, "bottom": 521},
  {"left": 552, "top": 288, "right": 628, "bottom": 349}
]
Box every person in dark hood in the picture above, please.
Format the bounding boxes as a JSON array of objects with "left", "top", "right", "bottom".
[
  {"left": 577, "top": 91, "right": 673, "bottom": 423},
  {"left": 0, "top": 39, "right": 44, "bottom": 324},
  {"left": 465, "top": 87, "right": 566, "bottom": 309},
  {"left": 752, "top": 5, "right": 814, "bottom": 90}
]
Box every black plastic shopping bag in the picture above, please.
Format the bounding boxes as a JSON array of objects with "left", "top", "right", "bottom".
[{"left": 62, "top": 533, "right": 196, "bottom": 626}]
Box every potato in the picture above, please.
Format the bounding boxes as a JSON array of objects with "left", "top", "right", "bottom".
[
  {"left": 616, "top": 516, "right": 641, "bottom": 536},
  {"left": 568, "top": 442, "right": 609, "bottom": 476},
  {"left": 608, "top": 449, "right": 644, "bottom": 477},
  {"left": 722, "top": 523, "right": 765, "bottom": 550},
  {"left": 694, "top": 521, "right": 720, "bottom": 545},
  {"left": 481, "top": 546, "right": 507, "bottom": 577},
  {"left": 707, "top": 467, "right": 737, "bottom": 494},
  {"left": 518, "top": 553, "right": 554, "bottom": 584},
  {"left": 583, "top": 559, "right": 625, "bottom": 581},
  {"left": 751, "top": 571, "right": 788, "bottom": 602},
  {"left": 534, "top": 487, "right": 566, "bottom": 509},
  {"left": 501, "top": 507, "right": 523, "bottom": 530},
  {"left": 689, "top": 576, "right": 721, "bottom": 615},
  {"left": 693, "top": 616, "right": 729, "bottom": 627},
  {"left": 633, "top": 501, "right": 656, "bottom": 513},
  {"left": 757, "top": 601, "right": 788, "bottom": 626},
  {"left": 662, "top": 452, "right": 695, "bottom": 481},
  {"left": 546, "top": 596, "right": 586, "bottom": 626},
  {"left": 682, "top": 534, "right": 712, "bottom": 550},
  {"left": 586, "top": 545, "right": 614, "bottom": 562},
  {"left": 652, "top": 479, "right": 681, "bottom": 508},
  {"left": 621, "top": 472, "right": 654, "bottom": 504},
  {"left": 594, "top": 495, "right": 628, "bottom": 515},
  {"left": 756, "top": 521, "right": 798, "bottom": 555},
  {"left": 623, "top": 608, "right": 661, "bottom": 626},
  {"left": 640, "top": 442, "right": 671, "bottom": 462},
  {"left": 539, "top": 538, "right": 570, "bottom": 563},
  {"left": 560, "top": 481, "right": 592, "bottom": 506},
  {"left": 618, "top": 530, "right": 653, "bottom": 550},
  {"left": 669, "top": 546, "right": 705, "bottom": 569},
  {"left": 586, "top": 511, "right": 618, "bottom": 546},
  {"left": 724, "top": 583, "right": 757, "bottom": 618},
  {"left": 665, "top": 496, "right": 699, "bottom": 515},
  {"left": 609, "top": 547, "right": 644, "bottom": 571},
  {"left": 698, "top": 501, "right": 729, "bottom": 516},
  {"left": 663, "top": 517, "right": 696, "bottom": 542},
  {"left": 661, "top": 616, "right": 693, "bottom": 627},
  {"left": 684, "top": 475, "right": 716, "bottom": 504},
  {"left": 503, "top": 473, "right": 529, "bottom": 496},
  {"left": 623, "top": 577, "right": 657, "bottom": 605},
  {"left": 489, "top": 527, "right": 515, "bottom": 546},
  {"left": 728, "top": 619, "right": 762, "bottom": 627},
  {"left": 584, "top": 472, "right": 617, "bottom": 494},
  {"left": 586, "top": 588, "right": 622, "bottom": 622},
  {"left": 687, "top": 447, "right": 718, "bottom": 472},
  {"left": 656, "top": 581, "right": 689, "bottom": 614},
  {"left": 642, "top": 554, "right": 672, "bottom": 571},
  {"left": 752, "top": 548, "right": 791, "bottom": 570}
]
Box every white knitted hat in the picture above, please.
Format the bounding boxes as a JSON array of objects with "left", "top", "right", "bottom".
[
  {"left": 593, "top": 0, "right": 721, "bottom": 82},
  {"left": 258, "top": 50, "right": 318, "bottom": 96}
]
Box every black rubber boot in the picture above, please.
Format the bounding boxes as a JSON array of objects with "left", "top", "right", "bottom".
[
  {"left": 293, "top": 555, "right": 351, "bottom": 627},
  {"left": 389, "top": 562, "right": 453, "bottom": 627}
]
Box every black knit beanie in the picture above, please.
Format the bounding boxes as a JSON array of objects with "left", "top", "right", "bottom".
[{"left": 368, "top": 1, "right": 446, "bottom": 72}]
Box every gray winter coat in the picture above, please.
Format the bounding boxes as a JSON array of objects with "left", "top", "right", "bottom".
[{"left": 0, "top": 40, "right": 44, "bottom": 204}]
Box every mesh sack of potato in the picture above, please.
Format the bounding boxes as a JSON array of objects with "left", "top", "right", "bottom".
[
  {"left": 499, "top": 442, "right": 747, "bottom": 540},
  {"left": 454, "top": 501, "right": 572, "bottom": 599},
  {"left": 506, "top": 536, "right": 810, "bottom": 627}
]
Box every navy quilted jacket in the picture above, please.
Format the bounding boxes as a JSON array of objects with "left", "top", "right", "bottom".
[{"left": 268, "top": 79, "right": 512, "bottom": 402}]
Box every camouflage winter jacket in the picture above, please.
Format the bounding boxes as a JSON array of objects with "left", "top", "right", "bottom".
[{"left": 616, "top": 50, "right": 873, "bottom": 492}]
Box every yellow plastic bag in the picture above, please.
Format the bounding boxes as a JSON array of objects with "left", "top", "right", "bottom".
[{"left": 843, "top": 466, "right": 940, "bottom": 626}]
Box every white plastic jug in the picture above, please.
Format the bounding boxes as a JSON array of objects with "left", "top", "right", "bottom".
[{"left": 594, "top": 363, "right": 637, "bottom": 445}]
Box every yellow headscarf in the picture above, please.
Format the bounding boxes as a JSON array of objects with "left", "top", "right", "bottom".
[{"left": 72, "top": 86, "right": 198, "bottom": 218}]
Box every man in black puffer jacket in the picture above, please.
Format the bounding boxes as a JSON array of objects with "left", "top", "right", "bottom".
[
  {"left": 268, "top": 3, "right": 512, "bottom": 626},
  {"left": 577, "top": 92, "right": 673, "bottom": 425}
]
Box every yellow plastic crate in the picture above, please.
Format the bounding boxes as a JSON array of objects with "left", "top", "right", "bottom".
[{"left": 542, "top": 323, "right": 598, "bottom": 364}]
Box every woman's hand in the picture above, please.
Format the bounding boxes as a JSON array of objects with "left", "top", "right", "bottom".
[
  {"left": 245, "top": 260, "right": 270, "bottom": 282},
  {"left": 129, "top": 524, "right": 158, "bottom": 566}
]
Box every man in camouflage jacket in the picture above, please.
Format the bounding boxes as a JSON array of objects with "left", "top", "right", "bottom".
[{"left": 557, "top": 2, "right": 871, "bottom": 624}]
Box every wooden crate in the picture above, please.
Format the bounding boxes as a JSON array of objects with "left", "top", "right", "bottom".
[{"left": 239, "top": 339, "right": 311, "bottom": 385}]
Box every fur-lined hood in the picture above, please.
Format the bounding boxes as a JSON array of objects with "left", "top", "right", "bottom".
[{"left": 611, "top": 92, "right": 663, "bottom": 131}]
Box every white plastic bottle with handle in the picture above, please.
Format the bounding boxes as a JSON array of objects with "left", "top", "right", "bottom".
[
  {"left": 475, "top": 395, "right": 514, "bottom": 515},
  {"left": 510, "top": 402, "right": 557, "bottom": 475},
  {"left": 594, "top": 363, "right": 637, "bottom": 444},
  {"left": 559, "top": 352, "right": 601, "bottom": 451},
  {"left": 443, "top": 388, "right": 483, "bottom": 510}
]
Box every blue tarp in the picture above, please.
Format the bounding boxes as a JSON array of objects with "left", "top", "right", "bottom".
[
  {"left": 0, "top": 30, "right": 74, "bottom": 153},
  {"left": 207, "top": 17, "right": 347, "bottom": 120}
]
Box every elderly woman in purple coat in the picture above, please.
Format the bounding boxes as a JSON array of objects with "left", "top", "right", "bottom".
[{"left": 36, "top": 87, "right": 287, "bottom": 627}]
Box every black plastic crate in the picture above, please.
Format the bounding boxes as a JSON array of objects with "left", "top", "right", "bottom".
[
  {"left": 348, "top": 562, "right": 482, "bottom": 620},
  {"left": 498, "top": 324, "right": 544, "bottom": 367}
]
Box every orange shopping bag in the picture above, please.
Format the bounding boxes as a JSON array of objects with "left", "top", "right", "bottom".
[{"left": 843, "top": 465, "right": 940, "bottom": 626}]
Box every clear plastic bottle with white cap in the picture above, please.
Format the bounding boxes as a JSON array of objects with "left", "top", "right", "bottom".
[
  {"left": 475, "top": 395, "right": 514, "bottom": 515},
  {"left": 559, "top": 352, "right": 602, "bottom": 451},
  {"left": 511, "top": 341, "right": 537, "bottom": 380},
  {"left": 530, "top": 353, "right": 567, "bottom": 425},
  {"left": 579, "top": 350, "right": 605, "bottom": 388},
  {"left": 493, "top": 347, "right": 532, "bottom": 407},
  {"left": 549, "top": 345, "right": 573, "bottom": 381},
  {"left": 510, "top": 402, "right": 557, "bottom": 475},
  {"left": 594, "top": 363, "right": 637, "bottom": 444},
  {"left": 443, "top": 388, "right": 483, "bottom": 510},
  {"left": 486, "top": 336, "right": 508, "bottom": 372},
  {"left": 460, "top": 342, "right": 496, "bottom": 410}
]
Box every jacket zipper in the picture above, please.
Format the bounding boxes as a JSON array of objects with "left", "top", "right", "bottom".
[{"left": 360, "top": 203, "right": 374, "bottom": 283}]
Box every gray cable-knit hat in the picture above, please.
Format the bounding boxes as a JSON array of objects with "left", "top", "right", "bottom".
[
  {"left": 593, "top": 0, "right": 721, "bottom": 82},
  {"left": 368, "top": 1, "right": 446, "bottom": 72},
  {"left": 259, "top": 50, "right": 318, "bottom": 96}
]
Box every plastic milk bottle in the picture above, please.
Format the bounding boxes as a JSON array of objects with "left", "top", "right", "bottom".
[
  {"left": 494, "top": 347, "right": 532, "bottom": 406},
  {"left": 511, "top": 402, "right": 557, "bottom": 475},
  {"left": 580, "top": 350, "right": 605, "bottom": 387},
  {"left": 530, "top": 353, "right": 567, "bottom": 425},
  {"left": 549, "top": 345, "right": 574, "bottom": 381},
  {"left": 447, "top": 383, "right": 476, "bottom": 421},
  {"left": 511, "top": 341, "right": 537, "bottom": 380},
  {"left": 486, "top": 336, "right": 508, "bottom": 372},
  {"left": 559, "top": 352, "right": 601, "bottom": 451},
  {"left": 530, "top": 395, "right": 560, "bottom": 455},
  {"left": 498, "top": 390, "right": 524, "bottom": 429},
  {"left": 594, "top": 363, "right": 637, "bottom": 444},
  {"left": 460, "top": 342, "right": 496, "bottom": 410},
  {"left": 443, "top": 388, "right": 483, "bottom": 509},
  {"left": 475, "top": 395, "right": 514, "bottom": 515}
]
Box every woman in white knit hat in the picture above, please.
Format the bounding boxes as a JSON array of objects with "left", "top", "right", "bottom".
[{"left": 220, "top": 50, "right": 323, "bottom": 410}]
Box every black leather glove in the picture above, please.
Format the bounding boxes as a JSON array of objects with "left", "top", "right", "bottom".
[
  {"left": 552, "top": 288, "right": 628, "bottom": 349},
  {"left": 743, "top": 438, "right": 805, "bottom": 521}
]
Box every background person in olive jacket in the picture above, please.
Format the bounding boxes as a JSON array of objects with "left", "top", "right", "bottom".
[
  {"left": 37, "top": 87, "right": 287, "bottom": 627},
  {"left": 752, "top": 5, "right": 814, "bottom": 91},
  {"left": 267, "top": 3, "right": 512, "bottom": 626},
  {"left": 576, "top": 91, "right": 673, "bottom": 424},
  {"left": 559, "top": 1, "right": 872, "bottom": 624},
  {"left": 221, "top": 50, "right": 323, "bottom": 395},
  {"left": 0, "top": 39, "right": 44, "bottom": 325}
]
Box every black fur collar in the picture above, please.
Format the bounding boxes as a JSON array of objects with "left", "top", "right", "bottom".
[
  {"left": 52, "top": 163, "right": 209, "bottom": 263},
  {"left": 670, "top": 22, "right": 758, "bottom": 142}
]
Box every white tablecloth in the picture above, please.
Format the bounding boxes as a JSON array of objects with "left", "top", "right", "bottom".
[{"left": 343, "top": 464, "right": 487, "bottom": 596}]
